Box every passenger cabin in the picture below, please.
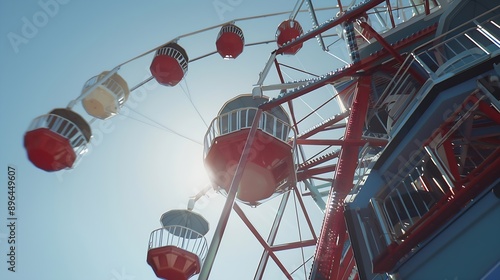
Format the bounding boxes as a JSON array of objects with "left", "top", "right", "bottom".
[
  {"left": 150, "top": 43, "right": 189, "bottom": 87},
  {"left": 147, "top": 210, "right": 209, "bottom": 280},
  {"left": 204, "top": 95, "right": 296, "bottom": 206},
  {"left": 216, "top": 24, "right": 245, "bottom": 59},
  {"left": 24, "top": 108, "right": 91, "bottom": 172},
  {"left": 82, "top": 71, "right": 130, "bottom": 120}
]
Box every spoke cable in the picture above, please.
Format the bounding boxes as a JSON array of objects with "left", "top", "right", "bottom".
[
  {"left": 121, "top": 105, "right": 202, "bottom": 145},
  {"left": 179, "top": 77, "right": 209, "bottom": 128}
]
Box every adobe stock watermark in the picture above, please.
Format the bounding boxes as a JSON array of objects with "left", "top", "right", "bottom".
[
  {"left": 110, "top": 267, "right": 135, "bottom": 280},
  {"left": 213, "top": 0, "right": 243, "bottom": 21},
  {"left": 7, "top": 0, "right": 71, "bottom": 54},
  {"left": 379, "top": 97, "right": 471, "bottom": 185}
]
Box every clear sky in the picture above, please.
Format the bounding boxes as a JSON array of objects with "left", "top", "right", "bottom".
[{"left": 0, "top": 1, "right": 347, "bottom": 279}]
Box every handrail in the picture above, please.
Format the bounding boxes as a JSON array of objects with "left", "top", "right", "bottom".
[
  {"left": 368, "top": 85, "right": 500, "bottom": 271},
  {"left": 83, "top": 74, "right": 128, "bottom": 107},
  {"left": 372, "top": 9, "right": 500, "bottom": 136},
  {"left": 352, "top": 144, "right": 381, "bottom": 189},
  {"left": 203, "top": 107, "right": 295, "bottom": 157},
  {"left": 148, "top": 226, "right": 209, "bottom": 261},
  {"left": 28, "top": 114, "right": 89, "bottom": 156},
  {"left": 155, "top": 45, "right": 189, "bottom": 73}
]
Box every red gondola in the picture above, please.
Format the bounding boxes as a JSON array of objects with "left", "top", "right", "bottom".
[
  {"left": 276, "top": 19, "right": 303, "bottom": 55},
  {"left": 24, "top": 108, "right": 91, "bottom": 172},
  {"left": 147, "top": 210, "right": 209, "bottom": 280},
  {"left": 150, "top": 43, "right": 189, "bottom": 86},
  {"left": 216, "top": 24, "right": 245, "bottom": 59},
  {"left": 203, "top": 95, "right": 296, "bottom": 206}
]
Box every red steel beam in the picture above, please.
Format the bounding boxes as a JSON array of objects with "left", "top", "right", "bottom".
[
  {"left": 312, "top": 76, "right": 372, "bottom": 279},
  {"left": 275, "top": 57, "right": 286, "bottom": 83},
  {"left": 338, "top": 246, "right": 357, "bottom": 280},
  {"left": 261, "top": 21, "right": 435, "bottom": 112},
  {"left": 359, "top": 22, "right": 405, "bottom": 64},
  {"left": 297, "top": 111, "right": 350, "bottom": 140},
  {"left": 260, "top": 65, "right": 359, "bottom": 111},
  {"left": 385, "top": 0, "right": 396, "bottom": 28},
  {"left": 270, "top": 239, "right": 317, "bottom": 251},
  {"left": 262, "top": 17, "right": 437, "bottom": 113},
  {"left": 297, "top": 164, "right": 337, "bottom": 182},
  {"left": 475, "top": 97, "right": 500, "bottom": 125},
  {"left": 337, "top": 0, "right": 343, "bottom": 14},
  {"left": 296, "top": 138, "right": 387, "bottom": 146},
  {"left": 298, "top": 151, "right": 340, "bottom": 171},
  {"left": 292, "top": 184, "right": 319, "bottom": 241},
  {"left": 359, "top": 21, "right": 427, "bottom": 84},
  {"left": 233, "top": 203, "right": 293, "bottom": 279}
]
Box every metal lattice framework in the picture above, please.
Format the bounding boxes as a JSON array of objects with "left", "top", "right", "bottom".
[{"left": 26, "top": 0, "right": 500, "bottom": 279}]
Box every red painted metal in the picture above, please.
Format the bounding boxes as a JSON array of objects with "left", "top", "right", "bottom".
[
  {"left": 359, "top": 22, "right": 405, "bottom": 65},
  {"left": 24, "top": 128, "right": 76, "bottom": 172},
  {"left": 276, "top": 19, "right": 304, "bottom": 55},
  {"left": 199, "top": 110, "right": 263, "bottom": 280},
  {"left": 150, "top": 43, "right": 188, "bottom": 86},
  {"left": 233, "top": 185, "right": 318, "bottom": 278},
  {"left": 233, "top": 203, "right": 293, "bottom": 279},
  {"left": 260, "top": 67, "right": 358, "bottom": 111},
  {"left": 274, "top": 57, "right": 286, "bottom": 83},
  {"left": 297, "top": 165, "right": 337, "bottom": 183},
  {"left": 201, "top": 2, "right": 440, "bottom": 278},
  {"left": 359, "top": 21, "right": 427, "bottom": 84},
  {"left": 295, "top": 138, "right": 387, "bottom": 146},
  {"left": 299, "top": 151, "right": 340, "bottom": 171},
  {"left": 338, "top": 245, "right": 356, "bottom": 280},
  {"left": 256, "top": 6, "right": 437, "bottom": 278},
  {"left": 365, "top": 22, "right": 437, "bottom": 73},
  {"left": 150, "top": 57, "right": 184, "bottom": 86},
  {"left": 385, "top": 0, "right": 396, "bottom": 28},
  {"left": 337, "top": 0, "right": 343, "bottom": 14},
  {"left": 313, "top": 76, "right": 372, "bottom": 280},
  {"left": 295, "top": 94, "right": 342, "bottom": 128},
  {"left": 291, "top": 185, "right": 319, "bottom": 241},
  {"left": 297, "top": 151, "right": 341, "bottom": 181},
  {"left": 373, "top": 149, "right": 500, "bottom": 272},
  {"left": 474, "top": 97, "right": 500, "bottom": 124},
  {"left": 204, "top": 129, "right": 294, "bottom": 206},
  {"left": 373, "top": 92, "right": 500, "bottom": 272},
  {"left": 261, "top": 20, "right": 436, "bottom": 111},
  {"left": 270, "top": 239, "right": 317, "bottom": 251},
  {"left": 254, "top": 192, "right": 291, "bottom": 279},
  {"left": 147, "top": 246, "right": 200, "bottom": 280},
  {"left": 297, "top": 112, "right": 350, "bottom": 139},
  {"left": 275, "top": 0, "right": 385, "bottom": 55},
  {"left": 216, "top": 24, "right": 244, "bottom": 59}
]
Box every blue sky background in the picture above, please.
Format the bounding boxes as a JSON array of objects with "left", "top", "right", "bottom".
[{"left": 0, "top": 1, "right": 348, "bottom": 279}]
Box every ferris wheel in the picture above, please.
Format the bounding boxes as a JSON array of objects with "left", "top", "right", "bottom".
[{"left": 20, "top": 1, "right": 408, "bottom": 279}]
